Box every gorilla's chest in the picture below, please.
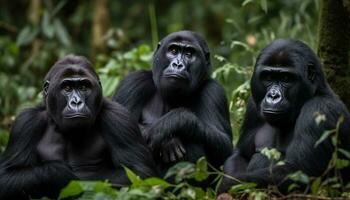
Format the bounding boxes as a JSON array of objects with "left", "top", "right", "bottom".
[
  {"left": 66, "top": 132, "right": 109, "bottom": 177},
  {"left": 139, "top": 94, "right": 168, "bottom": 129},
  {"left": 254, "top": 123, "right": 293, "bottom": 154},
  {"left": 37, "top": 126, "right": 110, "bottom": 179}
]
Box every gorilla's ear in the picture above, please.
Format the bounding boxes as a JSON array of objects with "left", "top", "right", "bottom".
[
  {"left": 205, "top": 52, "right": 211, "bottom": 67},
  {"left": 157, "top": 41, "right": 162, "bottom": 50},
  {"left": 153, "top": 41, "right": 162, "bottom": 56},
  {"left": 307, "top": 63, "right": 316, "bottom": 82},
  {"left": 43, "top": 80, "right": 50, "bottom": 96}
]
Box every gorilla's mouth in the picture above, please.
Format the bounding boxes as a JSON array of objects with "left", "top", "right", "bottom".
[
  {"left": 263, "top": 109, "right": 286, "bottom": 115},
  {"left": 64, "top": 114, "right": 89, "bottom": 119},
  {"left": 163, "top": 73, "right": 188, "bottom": 80}
]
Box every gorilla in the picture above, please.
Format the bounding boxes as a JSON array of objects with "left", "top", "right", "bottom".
[
  {"left": 219, "top": 39, "right": 350, "bottom": 193},
  {"left": 113, "top": 31, "right": 233, "bottom": 177},
  {"left": 0, "top": 55, "right": 156, "bottom": 199}
]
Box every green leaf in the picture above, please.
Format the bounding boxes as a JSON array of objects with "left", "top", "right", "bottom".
[
  {"left": 260, "top": 0, "right": 268, "bottom": 13},
  {"left": 228, "top": 182, "right": 257, "bottom": 195},
  {"left": 140, "top": 177, "right": 172, "bottom": 188},
  {"left": 314, "top": 130, "right": 334, "bottom": 147},
  {"left": 196, "top": 157, "right": 208, "bottom": 171},
  {"left": 194, "top": 157, "right": 209, "bottom": 181},
  {"left": 336, "top": 159, "right": 350, "bottom": 169},
  {"left": 250, "top": 191, "right": 268, "bottom": 200},
  {"left": 42, "top": 10, "right": 55, "bottom": 38},
  {"left": 288, "top": 171, "right": 310, "bottom": 184},
  {"left": 242, "top": 0, "right": 254, "bottom": 6},
  {"left": 58, "top": 181, "right": 83, "bottom": 200},
  {"left": 100, "top": 75, "right": 119, "bottom": 97},
  {"left": 94, "top": 181, "right": 117, "bottom": 196},
  {"left": 230, "top": 41, "right": 249, "bottom": 50},
  {"left": 164, "top": 162, "right": 195, "bottom": 183},
  {"left": 260, "top": 147, "right": 281, "bottom": 161},
  {"left": 311, "top": 177, "right": 321, "bottom": 195},
  {"left": 54, "top": 19, "right": 71, "bottom": 46},
  {"left": 338, "top": 148, "right": 350, "bottom": 159},
  {"left": 16, "top": 26, "right": 39, "bottom": 46},
  {"left": 123, "top": 166, "right": 142, "bottom": 185}
]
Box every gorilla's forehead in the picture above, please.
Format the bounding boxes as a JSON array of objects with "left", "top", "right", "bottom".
[
  {"left": 260, "top": 51, "right": 295, "bottom": 67},
  {"left": 163, "top": 32, "right": 201, "bottom": 46},
  {"left": 166, "top": 36, "right": 199, "bottom": 46},
  {"left": 51, "top": 64, "right": 97, "bottom": 82}
]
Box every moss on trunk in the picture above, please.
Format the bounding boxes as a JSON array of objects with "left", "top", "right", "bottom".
[{"left": 317, "top": 0, "right": 350, "bottom": 108}]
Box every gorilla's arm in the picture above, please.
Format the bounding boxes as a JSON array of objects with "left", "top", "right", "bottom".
[
  {"left": 98, "top": 100, "right": 157, "bottom": 186},
  {"left": 112, "top": 70, "right": 155, "bottom": 118},
  {"left": 0, "top": 105, "right": 76, "bottom": 199},
  {"left": 146, "top": 80, "right": 233, "bottom": 166}
]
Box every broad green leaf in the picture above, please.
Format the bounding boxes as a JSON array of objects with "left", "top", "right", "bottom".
[
  {"left": 196, "top": 157, "right": 208, "bottom": 172},
  {"left": 260, "top": 147, "right": 281, "bottom": 161},
  {"left": 58, "top": 181, "right": 83, "bottom": 200},
  {"left": 140, "top": 177, "right": 172, "bottom": 188},
  {"left": 42, "top": 10, "right": 55, "bottom": 38},
  {"left": 194, "top": 157, "right": 209, "bottom": 181},
  {"left": 336, "top": 159, "right": 350, "bottom": 169},
  {"left": 228, "top": 182, "right": 257, "bottom": 194},
  {"left": 100, "top": 75, "right": 119, "bottom": 97},
  {"left": 260, "top": 0, "right": 268, "bottom": 13},
  {"left": 311, "top": 177, "right": 321, "bottom": 195},
  {"left": 164, "top": 161, "right": 195, "bottom": 182},
  {"left": 288, "top": 171, "right": 309, "bottom": 184},
  {"left": 16, "top": 26, "right": 39, "bottom": 46},
  {"left": 54, "top": 19, "right": 71, "bottom": 46},
  {"left": 123, "top": 166, "right": 142, "bottom": 185}
]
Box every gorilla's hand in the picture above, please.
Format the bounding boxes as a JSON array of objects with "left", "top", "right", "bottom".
[{"left": 160, "top": 137, "right": 186, "bottom": 163}]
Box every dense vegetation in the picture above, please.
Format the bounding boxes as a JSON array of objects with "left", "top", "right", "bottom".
[{"left": 1, "top": 0, "right": 350, "bottom": 199}]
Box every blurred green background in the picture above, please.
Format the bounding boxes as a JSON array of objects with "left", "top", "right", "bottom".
[{"left": 0, "top": 0, "right": 321, "bottom": 151}]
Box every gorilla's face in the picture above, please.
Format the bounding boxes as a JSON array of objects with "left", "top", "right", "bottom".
[
  {"left": 152, "top": 31, "right": 211, "bottom": 100},
  {"left": 251, "top": 39, "right": 318, "bottom": 126},
  {"left": 44, "top": 57, "right": 102, "bottom": 132}
]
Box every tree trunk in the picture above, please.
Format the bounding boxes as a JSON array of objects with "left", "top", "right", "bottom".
[
  {"left": 343, "top": 0, "right": 350, "bottom": 15},
  {"left": 91, "top": 0, "right": 109, "bottom": 57},
  {"left": 317, "top": 0, "right": 350, "bottom": 109}
]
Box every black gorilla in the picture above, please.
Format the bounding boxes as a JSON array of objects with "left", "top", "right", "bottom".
[
  {"left": 220, "top": 39, "right": 350, "bottom": 192},
  {"left": 0, "top": 55, "right": 156, "bottom": 199},
  {"left": 113, "top": 31, "right": 233, "bottom": 175}
]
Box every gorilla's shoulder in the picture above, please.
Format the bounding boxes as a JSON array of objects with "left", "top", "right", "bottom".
[
  {"left": 200, "top": 78, "right": 227, "bottom": 97},
  {"left": 122, "top": 70, "right": 153, "bottom": 83}
]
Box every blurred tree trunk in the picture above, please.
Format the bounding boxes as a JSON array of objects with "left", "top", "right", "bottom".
[
  {"left": 27, "top": 0, "right": 42, "bottom": 70},
  {"left": 91, "top": 0, "right": 109, "bottom": 58},
  {"left": 317, "top": 0, "right": 350, "bottom": 109},
  {"left": 28, "top": 0, "right": 41, "bottom": 57}
]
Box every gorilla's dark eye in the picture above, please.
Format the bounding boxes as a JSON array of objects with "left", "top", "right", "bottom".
[
  {"left": 185, "top": 51, "right": 192, "bottom": 58},
  {"left": 261, "top": 73, "right": 273, "bottom": 82},
  {"left": 281, "top": 74, "right": 293, "bottom": 82},
  {"left": 63, "top": 85, "right": 72, "bottom": 92},
  {"left": 265, "top": 74, "right": 273, "bottom": 81},
  {"left": 169, "top": 46, "right": 178, "bottom": 55},
  {"left": 79, "top": 85, "right": 87, "bottom": 91}
]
